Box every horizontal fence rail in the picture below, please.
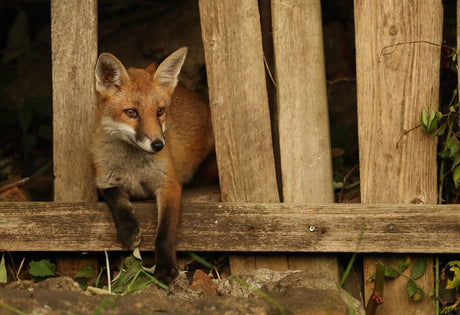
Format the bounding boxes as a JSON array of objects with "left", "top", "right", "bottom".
[{"left": 0, "top": 201, "right": 458, "bottom": 253}]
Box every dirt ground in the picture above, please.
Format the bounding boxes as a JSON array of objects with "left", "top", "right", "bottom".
[{"left": 0, "top": 269, "right": 365, "bottom": 315}]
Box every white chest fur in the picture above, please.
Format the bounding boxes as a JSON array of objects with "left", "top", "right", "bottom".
[{"left": 93, "top": 137, "right": 167, "bottom": 198}]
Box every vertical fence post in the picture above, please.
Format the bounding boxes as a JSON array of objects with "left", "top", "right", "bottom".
[
  {"left": 271, "top": 0, "right": 337, "bottom": 280},
  {"left": 199, "top": 0, "right": 283, "bottom": 273},
  {"left": 51, "top": 0, "right": 98, "bottom": 202},
  {"left": 355, "top": 1, "right": 442, "bottom": 313}
]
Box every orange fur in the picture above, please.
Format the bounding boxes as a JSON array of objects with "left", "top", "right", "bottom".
[{"left": 92, "top": 47, "right": 214, "bottom": 284}]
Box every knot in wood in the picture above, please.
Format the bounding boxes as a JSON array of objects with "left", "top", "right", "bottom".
[{"left": 389, "top": 25, "right": 398, "bottom": 36}]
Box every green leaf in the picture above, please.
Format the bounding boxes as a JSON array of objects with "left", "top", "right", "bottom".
[
  {"left": 447, "top": 137, "right": 460, "bottom": 158},
  {"left": 110, "top": 254, "right": 156, "bottom": 294},
  {"left": 398, "top": 256, "right": 411, "bottom": 273},
  {"left": 411, "top": 258, "right": 427, "bottom": 280},
  {"left": 188, "top": 252, "right": 216, "bottom": 270},
  {"left": 75, "top": 264, "right": 96, "bottom": 279},
  {"left": 421, "top": 108, "right": 428, "bottom": 131},
  {"left": 38, "top": 124, "right": 52, "bottom": 142},
  {"left": 0, "top": 254, "right": 7, "bottom": 284},
  {"left": 433, "top": 122, "right": 447, "bottom": 137},
  {"left": 446, "top": 265, "right": 460, "bottom": 289},
  {"left": 406, "top": 279, "right": 423, "bottom": 301},
  {"left": 3, "top": 10, "right": 30, "bottom": 64},
  {"left": 29, "top": 259, "right": 56, "bottom": 278},
  {"left": 451, "top": 154, "right": 460, "bottom": 170},
  {"left": 385, "top": 266, "right": 401, "bottom": 279},
  {"left": 453, "top": 166, "right": 460, "bottom": 189},
  {"left": 420, "top": 108, "right": 442, "bottom": 134},
  {"left": 435, "top": 111, "right": 443, "bottom": 120},
  {"left": 439, "top": 149, "right": 450, "bottom": 160},
  {"left": 427, "top": 110, "right": 439, "bottom": 133},
  {"left": 447, "top": 261, "right": 460, "bottom": 267}
]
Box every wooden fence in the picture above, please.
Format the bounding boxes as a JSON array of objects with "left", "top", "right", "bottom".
[{"left": 0, "top": 0, "right": 456, "bottom": 314}]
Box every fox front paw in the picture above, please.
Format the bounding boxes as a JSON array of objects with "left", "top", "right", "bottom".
[
  {"left": 154, "top": 263, "right": 178, "bottom": 285},
  {"left": 116, "top": 218, "right": 141, "bottom": 250}
]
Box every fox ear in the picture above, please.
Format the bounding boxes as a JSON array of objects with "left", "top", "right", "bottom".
[
  {"left": 153, "top": 47, "right": 187, "bottom": 94},
  {"left": 95, "top": 53, "right": 130, "bottom": 94}
]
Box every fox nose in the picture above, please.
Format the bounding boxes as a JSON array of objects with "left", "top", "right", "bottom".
[{"left": 151, "top": 139, "right": 164, "bottom": 152}]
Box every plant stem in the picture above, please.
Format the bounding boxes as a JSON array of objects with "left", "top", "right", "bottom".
[
  {"left": 104, "top": 249, "right": 111, "bottom": 294},
  {"left": 435, "top": 256, "right": 439, "bottom": 315},
  {"left": 0, "top": 302, "right": 26, "bottom": 315},
  {"left": 439, "top": 112, "right": 455, "bottom": 204},
  {"left": 439, "top": 160, "right": 445, "bottom": 204},
  {"left": 124, "top": 269, "right": 143, "bottom": 295},
  {"left": 365, "top": 262, "right": 385, "bottom": 315},
  {"left": 143, "top": 271, "right": 169, "bottom": 290}
]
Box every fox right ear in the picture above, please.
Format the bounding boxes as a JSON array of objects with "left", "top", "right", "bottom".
[
  {"left": 95, "top": 53, "right": 130, "bottom": 94},
  {"left": 153, "top": 47, "right": 187, "bottom": 94}
]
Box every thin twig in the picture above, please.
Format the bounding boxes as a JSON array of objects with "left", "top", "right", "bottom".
[
  {"left": 395, "top": 124, "right": 421, "bottom": 149},
  {"left": 381, "top": 40, "right": 458, "bottom": 57},
  {"left": 338, "top": 165, "right": 359, "bottom": 203},
  {"left": 263, "top": 55, "right": 277, "bottom": 89},
  {"left": 0, "top": 177, "right": 30, "bottom": 194},
  {"left": 326, "top": 77, "right": 356, "bottom": 85},
  {"left": 105, "top": 249, "right": 111, "bottom": 294},
  {"left": 16, "top": 257, "right": 25, "bottom": 281}
]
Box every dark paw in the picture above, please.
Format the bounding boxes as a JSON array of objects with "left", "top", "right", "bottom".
[
  {"left": 154, "top": 264, "right": 179, "bottom": 285},
  {"left": 116, "top": 217, "right": 141, "bottom": 250}
]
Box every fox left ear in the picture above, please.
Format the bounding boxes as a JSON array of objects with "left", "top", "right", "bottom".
[
  {"left": 95, "top": 53, "right": 130, "bottom": 94},
  {"left": 153, "top": 47, "right": 187, "bottom": 94}
]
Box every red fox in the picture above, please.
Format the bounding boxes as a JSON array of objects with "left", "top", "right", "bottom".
[{"left": 92, "top": 47, "right": 214, "bottom": 284}]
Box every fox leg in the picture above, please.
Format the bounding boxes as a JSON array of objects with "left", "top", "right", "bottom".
[
  {"left": 103, "top": 187, "right": 141, "bottom": 250},
  {"left": 154, "top": 179, "right": 182, "bottom": 284}
]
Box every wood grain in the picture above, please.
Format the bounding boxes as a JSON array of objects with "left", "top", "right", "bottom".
[
  {"left": 51, "top": 0, "right": 98, "bottom": 202},
  {"left": 355, "top": 1, "right": 442, "bottom": 313},
  {"left": 198, "top": 0, "right": 281, "bottom": 274},
  {"left": 272, "top": 0, "right": 334, "bottom": 203},
  {"left": 198, "top": 0, "right": 279, "bottom": 204},
  {"left": 0, "top": 202, "right": 459, "bottom": 253},
  {"left": 271, "top": 0, "right": 337, "bottom": 281}
]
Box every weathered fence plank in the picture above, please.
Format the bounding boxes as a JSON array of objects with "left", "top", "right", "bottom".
[
  {"left": 272, "top": 0, "right": 333, "bottom": 203},
  {"left": 198, "top": 0, "right": 279, "bottom": 204},
  {"left": 198, "top": 0, "right": 281, "bottom": 273},
  {"left": 355, "top": 0, "right": 442, "bottom": 313},
  {"left": 0, "top": 202, "right": 459, "bottom": 253},
  {"left": 271, "top": 0, "right": 337, "bottom": 281},
  {"left": 51, "top": 0, "right": 98, "bottom": 202}
]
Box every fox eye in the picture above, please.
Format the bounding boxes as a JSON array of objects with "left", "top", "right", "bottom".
[
  {"left": 124, "top": 109, "right": 138, "bottom": 119},
  {"left": 157, "top": 107, "right": 165, "bottom": 117}
]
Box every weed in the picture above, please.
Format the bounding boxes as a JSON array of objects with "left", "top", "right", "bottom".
[
  {"left": 0, "top": 301, "right": 26, "bottom": 315},
  {"left": 0, "top": 253, "right": 7, "bottom": 284},
  {"left": 28, "top": 258, "right": 56, "bottom": 282},
  {"left": 420, "top": 80, "right": 460, "bottom": 313}
]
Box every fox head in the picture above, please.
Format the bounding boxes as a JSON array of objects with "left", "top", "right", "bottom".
[{"left": 94, "top": 47, "right": 187, "bottom": 153}]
